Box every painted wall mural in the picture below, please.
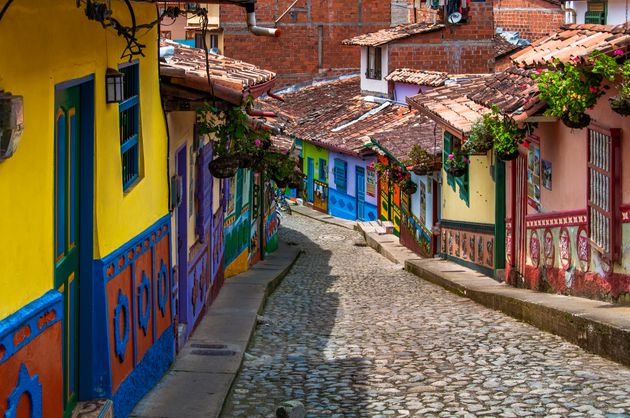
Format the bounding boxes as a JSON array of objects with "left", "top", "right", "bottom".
[
  {"left": 522, "top": 207, "right": 630, "bottom": 303},
  {"left": 313, "top": 180, "right": 328, "bottom": 213},
  {"left": 98, "top": 216, "right": 174, "bottom": 418},
  {"left": 0, "top": 291, "right": 63, "bottom": 418},
  {"left": 440, "top": 222, "right": 495, "bottom": 275}
]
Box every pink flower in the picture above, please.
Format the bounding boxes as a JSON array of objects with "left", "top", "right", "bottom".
[
  {"left": 589, "top": 87, "right": 598, "bottom": 93},
  {"left": 463, "top": 157, "right": 470, "bottom": 164},
  {"left": 536, "top": 69, "right": 544, "bottom": 73},
  {"left": 448, "top": 154, "right": 455, "bottom": 160},
  {"left": 614, "top": 49, "right": 624, "bottom": 56},
  {"left": 254, "top": 139, "right": 262, "bottom": 147},
  {"left": 572, "top": 56, "right": 580, "bottom": 63},
  {"left": 369, "top": 161, "right": 375, "bottom": 168}
]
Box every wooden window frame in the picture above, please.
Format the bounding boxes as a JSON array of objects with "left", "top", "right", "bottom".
[
  {"left": 366, "top": 46, "right": 382, "bottom": 80},
  {"left": 119, "top": 61, "right": 141, "bottom": 190},
  {"left": 586, "top": 125, "right": 621, "bottom": 263}
]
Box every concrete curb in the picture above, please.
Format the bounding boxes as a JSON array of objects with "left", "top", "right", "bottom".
[
  {"left": 405, "top": 259, "right": 630, "bottom": 369},
  {"left": 131, "top": 242, "right": 302, "bottom": 418}
]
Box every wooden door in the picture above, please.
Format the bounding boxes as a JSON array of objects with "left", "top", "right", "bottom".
[
  {"left": 54, "top": 86, "right": 80, "bottom": 416},
  {"left": 512, "top": 154, "right": 528, "bottom": 279}
]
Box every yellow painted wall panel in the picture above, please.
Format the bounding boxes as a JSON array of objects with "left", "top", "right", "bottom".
[
  {"left": 0, "top": 1, "right": 168, "bottom": 319},
  {"left": 225, "top": 248, "right": 249, "bottom": 278},
  {"left": 442, "top": 154, "right": 495, "bottom": 225}
]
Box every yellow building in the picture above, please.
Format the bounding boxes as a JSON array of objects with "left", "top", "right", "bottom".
[{"left": 0, "top": 2, "right": 173, "bottom": 417}]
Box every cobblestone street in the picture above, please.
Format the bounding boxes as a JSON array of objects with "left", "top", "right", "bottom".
[{"left": 222, "top": 215, "right": 630, "bottom": 418}]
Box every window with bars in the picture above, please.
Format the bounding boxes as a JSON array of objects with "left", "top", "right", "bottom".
[
  {"left": 587, "top": 127, "right": 621, "bottom": 262},
  {"left": 119, "top": 62, "right": 140, "bottom": 190},
  {"left": 319, "top": 158, "right": 327, "bottom": 182},
  {"left": 366, "top": 47, "right": 382, "bottom": 80}
]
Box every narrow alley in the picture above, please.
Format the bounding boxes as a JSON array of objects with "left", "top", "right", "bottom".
[{"left": 223, "top": 215, "right": 630, "bottom": 418}]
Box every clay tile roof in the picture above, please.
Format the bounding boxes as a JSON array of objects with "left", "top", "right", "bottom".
[
  {"left": 494, "top": 35, "right": 524, "bottom": 59},
  {"left": 341, "top": 23, "right": 445, "bottom": 47},
  {"left": 269, "top": 134, "right": 294, "bottom": 153},
  {"left": 159, "top": 39, "right": 276, "bottom": 103},
  {"left": 511, "top": 22, "right": 630, "bottom": 67},
  {"left": 371, "top": 114, "right": 441, "bottom": 162},
  {"left": 407, "top": 68, "right": 542, "bottom": 134},
  {"left": 260, "top": 76, "right": 439, "bottom": 158},
  {"left": 385, "top": 69, "right": 449, "bottom": 87}
]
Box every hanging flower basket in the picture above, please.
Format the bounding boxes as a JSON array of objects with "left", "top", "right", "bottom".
[
  {"left": 235, "top": 153, "right": 255, "bottom": 169},
  {"left": 609, "top": 95, "right": 630, "bottom": 116},
  {"left": 446, "top": 165, "right": 466, "bottom": 177},
  {"left": 402, "top": 180, "right": 418, "bottom": 195},
  {"left": 274, "top": 178, "right": 289, "bottom": 189},
  {"left": 561, "top": 112, "right": 591, "bottom": 129},
  {"left": 288, "top": 178, "right": 301, "bottom": 189},
  {"left": 463, "top": 119, "right": 494, "bottom": 155},
  {"left": 208, "top": 155, "right": 239, "bottom": 178},
  {"left": 497, "top": 149, "right": 520, "bottom": 161},
  {"left": 412, "top": 166, "right": 432, "bottom": 176}
]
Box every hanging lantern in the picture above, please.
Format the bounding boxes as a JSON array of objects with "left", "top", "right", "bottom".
[{"left": 105, "top": 68, "right": 124, "bottom": 104}]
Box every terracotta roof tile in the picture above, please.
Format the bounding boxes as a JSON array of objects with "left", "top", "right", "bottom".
[
  {"left": 494, "top": 34, "right": 524, "bottom": 59},
  {"left": 341, "top": 23, "right": 445, "bottom": 47},
  {"left": 260, "top": 77, "right": 440, "bottom": 159},
  {"left": 511, "top": 23, "right": 630, "bottom": 67},
  {"left": 407, "top": 68, "right": 542, "bottom": 134},
  {"left": 159, "top": 39, "right": 276, "bottom": 98},
  {"left": 385, "top": 69, "right": 449, "bottom": 87}
]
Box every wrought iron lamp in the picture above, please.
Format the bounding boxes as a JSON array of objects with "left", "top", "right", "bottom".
[
  {"left": 0, "top": 91, "right": 24, "bottom": 162},
  {"left": 105, "top": 68, "right": 124, "bottom": 103}
]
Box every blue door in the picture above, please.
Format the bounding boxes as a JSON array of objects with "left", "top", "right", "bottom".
[
  {"left": 307, "top": 158, "right": 314, "bottom": 203},
  {"left": 356, "top": 167, "right": 366, "bottom": 220}
]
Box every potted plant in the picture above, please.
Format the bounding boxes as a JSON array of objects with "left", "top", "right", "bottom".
[
  {"left": 480, "top": 105, "right": 532, "bottom": 161},
  {"left": 534, "top": 59, "right": 604, "bottom": 128},
  {"left": 196, "top": 99, "right": 272, "bottom": 177},
  {"left": 408, "top": 144, "right": 437, "bottom": 175},
  {"left": 590, "top": 49, "right": 630, "bottom": 116},
  {"left": 374, "top": 160, "right": 407, "bottom": 185},
  {"left": 401, "top": 178, "right": 418, "bottom": 195},
  {"left": 444, "top": 150, "right": 469, "bottom": 177},
  {"left": 463, "top": 116, "right": 494, "bottom": 155}
]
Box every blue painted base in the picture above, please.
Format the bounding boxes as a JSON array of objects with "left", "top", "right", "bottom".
[
  {"left": 362, "top": 202, "right": 378, "bottom": 222},
  {"left": 329, "top": 188, "right": 357, "bottom": 220},
  {"left": 112, "top": 326, "right": 174, "bottom": 418}
]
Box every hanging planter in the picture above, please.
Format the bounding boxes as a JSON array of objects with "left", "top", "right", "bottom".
[
  {"left": 444, "top": 150, "right": 469, "bottom": 177},
  {"left": 274, "top": 178, "right": 289, "bottom": 188},
  {"left": 208, "top": 155, "right": 239, "bottom": 178},
  {"left": 463, "top": 118, "right": 494, "bottom": 155},
  {"left": 401, "top": 179, "right": 418, "bottom": 195},
  {"left": 609, "top": 95, "right": 630, "bottom": 116},
  {"left": 408, "top": 145, "right": 438, "bottom": 176},
  {"left": 496, "top": 149, "right": 520, "bottom": 161},
  {"left": 560, "top": 112, "right": 591, "bottom": 129}
]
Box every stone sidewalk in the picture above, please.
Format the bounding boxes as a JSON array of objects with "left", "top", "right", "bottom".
[
  {"left": 355, "top": 222, "right": 630, "bottom": 369},
  {"left": 130, "top": 242, "right": 301, "bottom": 418}
]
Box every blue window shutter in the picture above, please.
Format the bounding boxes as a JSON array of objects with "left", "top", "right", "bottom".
[{"left": 334, "top": 159, "right": 347, "bottom": 192}]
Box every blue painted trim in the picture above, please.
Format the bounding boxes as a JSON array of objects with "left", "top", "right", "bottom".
[
  {"left": 0, "top": 290, "right": 63, "bottom": 366},
  {"left": 137, "top": 272, "right": 151, "bottom": 336},
  {"left": 120, "top": 135, "right": 138, "bottom": 153},
  {"left": 119, "top": 96, "right": 139, "bottom": 112},
  {"left": 99, "top": 214, "right": 171, "bottom": 281},
  {"left": 113, "top": 290, "right": 130, "bottom": 363},
  {"left": 112, "top": 326, "right": 174, "bottom": 418},
  {"left": 362, "top": 201, "right": 378, "bottom": 222},
  {"left": 157, "top": 261, "right": 168, "bottom": 317},
  {"left": 328, "top": 187, "right": 357, "bottom": 221},
  {"left": 5, "top": 364, "right": 43, "bottom": 418},
  {"left": 55, "top": 74, "right": 95, "bottom": 91}
]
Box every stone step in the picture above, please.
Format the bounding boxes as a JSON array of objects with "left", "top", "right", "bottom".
[{"left": 379, "top": 221, "right": 394, "bottom": 234}]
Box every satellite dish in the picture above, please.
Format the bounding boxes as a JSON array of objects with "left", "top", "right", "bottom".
[{"left": 448, "top": 12, "right": 462, "bottom": 24}]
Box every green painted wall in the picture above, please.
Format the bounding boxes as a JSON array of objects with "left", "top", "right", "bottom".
[{"left": 302, "top": 142, "right": 329, "bottom": 183}]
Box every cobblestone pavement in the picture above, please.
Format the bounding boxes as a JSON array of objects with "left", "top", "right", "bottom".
[{"left": 222, "top": 215, "right": 630, "bottom": 418}]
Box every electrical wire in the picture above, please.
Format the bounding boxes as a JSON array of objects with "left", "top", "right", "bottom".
[{"left": 0, "top": 0, "right": 15, "bottom": 23}]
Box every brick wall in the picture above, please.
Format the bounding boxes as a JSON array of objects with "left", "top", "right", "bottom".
[
  {"left": 221, "top": 0, "right": 396, "bottom": 87},
  {"left": 494, "top": 0, "right": 564, "bottom": 41},
  {"left": 389, "top": 1, "right": 497, "bottom": 74}
]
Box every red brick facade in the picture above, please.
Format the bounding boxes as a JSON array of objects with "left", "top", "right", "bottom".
[
  {"left": 493, "top": 0, "right": 564, "bottom": 42},
  {"left": 389, "top": 1, "right": 497, "bottom": 74},
  {"left": 220, "top": 0, "right": 395, "bottom": 87}
]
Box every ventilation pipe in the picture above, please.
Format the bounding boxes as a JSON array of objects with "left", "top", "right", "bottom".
[{"left": 245, "top": 3, "right": 281, "bottom": 37}]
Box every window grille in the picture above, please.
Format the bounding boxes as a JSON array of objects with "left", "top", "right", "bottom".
[
  {"left": 119, "top": 62, "right": 140, "bottom": 190},
  {"left": 319, "top": 158, "right": 327, "bottom": 182},
  {"left": 587, "top": 127, "right": 621, "bottom": 262}
]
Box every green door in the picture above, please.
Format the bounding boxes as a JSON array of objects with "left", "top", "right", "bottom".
[{"left": 54, "top": 86, "right": 80, "bottom": 416}]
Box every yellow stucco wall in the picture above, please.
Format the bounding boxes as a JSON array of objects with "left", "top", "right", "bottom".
[
  {"left": 225, "top": 248, "right": 249, "bottom": 278},
  {"left": 442, "top": 153, "right": 495, "bottom": 225},
  {"left": 0, "top": 2, "right": 168, "bottom": 319}
]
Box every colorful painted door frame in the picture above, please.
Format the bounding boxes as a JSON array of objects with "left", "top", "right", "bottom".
[
  {"left": 175, "top": 146, "right": 188, "bottom": 325},
  {"left": 54, "top": 75, "right": 95, "bottom": 416},
  {"left": 356, "top": 167, "right": 365, "bottom": 220}
]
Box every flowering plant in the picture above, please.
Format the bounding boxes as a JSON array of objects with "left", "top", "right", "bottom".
[
  {"left": 407, "top": 144, "right": 438, "bottom": 174},
  {"left": 443, "top": 150, "right": 469, "bottom": 177},
  {"left": 589, "top": 49, "right": 630, "bottom": 115},
  {"left": 372, "top": 160, "right": 408, "bottom": 185},
  {"left": 533, "top": 58, "right": 604, "bottom": 128}
]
